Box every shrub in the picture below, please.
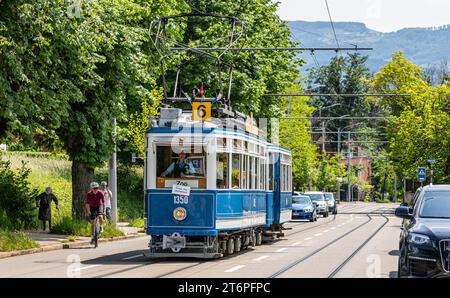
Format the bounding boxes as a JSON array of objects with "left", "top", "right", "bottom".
[
  {"left": 128, "top": 218, "right": 144, "bottom": 228},
  {"left": 51, "top": 216, "right": 124, "bottom": 238},
  {"left": 0, "top": 159, "right": 38, "bottom": 229},
  {"left": 0, "top": 230, "right": 39, "bottom": 252}
]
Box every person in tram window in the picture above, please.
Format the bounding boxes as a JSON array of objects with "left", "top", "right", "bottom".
[{"left": 160, "top": 150, "right": 196, "bottom": 178}]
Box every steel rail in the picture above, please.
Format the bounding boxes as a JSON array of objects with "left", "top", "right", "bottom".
[
  {"left": 328, "top": 214, "right": 390, "bottom": 278},
  {"left": 268, "top": 214, "right": 373, "bottom": 278}
]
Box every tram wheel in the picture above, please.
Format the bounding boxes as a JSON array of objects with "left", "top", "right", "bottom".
[
  {"left": 234, "top": 237, "right": 242, "bottom": 253},
  {"left": 226, "top": 238, "right": 235, "bottom": 255},
  {"left": 255, "top": 232, "right": 262, "bottom": 246},
  {"left": 242, "top": 235, "right": 250, "bottom": 249}
]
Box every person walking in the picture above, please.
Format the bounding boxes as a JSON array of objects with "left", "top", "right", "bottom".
[
  {"left": 101, "top": 181, "right": 112, "bottom": 223},
  {"left": 35, "top": 186, "right": 59, "bottom": 232}
]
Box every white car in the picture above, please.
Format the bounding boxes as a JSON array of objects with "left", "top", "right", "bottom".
[{"left": 304, "top": 191, "right": 329, "bottom": 217}]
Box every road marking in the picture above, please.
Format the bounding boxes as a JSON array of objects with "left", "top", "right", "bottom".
[
  {"left": 225, "top": 265, "right": 246, "bottom": 272},
  {"left": 342, "top": 223, "right": 347, "bottom": 225},
  {"left": 331, "top": 227, "right": 336, "bottom": 230},
  {"left": 314, "top": 233, "right": 322, "bottom": 237},
  {"left": 337, "top": 225, "right": 342, "bottom": 227},
  {"left": 291, "top": 242, "right": 302, "bottom": 246},
  {"left": 254, "top": 255, "right": 269, "bottom": 261},
  {"left": 122, "top": 254, "right": 143, "bottom": 260},
  {"left": 73, "top": 265, "right": 100, "bottom": 272},
  {"left": 276, "top": 248, "right": 287, "bottom": 252},
  {"left": 323, "top": 230, "right": 329, "bottom": 233},
  {"left": 304, "top": 237, "right": 313, "bottom": 241}
]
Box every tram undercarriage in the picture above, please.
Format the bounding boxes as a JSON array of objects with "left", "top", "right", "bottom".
[{"left": 146, "top": 225, "right": 286, "bottom": 259}]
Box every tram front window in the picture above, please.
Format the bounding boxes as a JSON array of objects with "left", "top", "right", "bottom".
[
  {"left": 156, "top": 146, "right": 207, "bottom": 189},
  {"left": 216, "top": 153, "right": 229, "bottom": 189}
]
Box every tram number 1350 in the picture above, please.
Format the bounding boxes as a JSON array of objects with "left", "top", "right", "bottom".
[{"left": 174, "top": 195, "right": 189, "bottom": 204}]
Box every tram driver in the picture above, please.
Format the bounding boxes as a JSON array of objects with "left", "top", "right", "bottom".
[{"left": 160, "top": 150, "right": 196, "bottom": 178}]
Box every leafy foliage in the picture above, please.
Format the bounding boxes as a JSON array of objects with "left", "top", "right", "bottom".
[
  {"left": 371, "top": 52, "right": 450, "bottom": 183},
  {"left": 0, "top": 158, "right": 38, "bottom": 229},
  {"left": 279, "top": 86, "right": 317, "bottom": 190}
]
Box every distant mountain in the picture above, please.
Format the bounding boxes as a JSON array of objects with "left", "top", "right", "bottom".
[{"left": 288, "top": 21, "right": 450, "bottom": 73}]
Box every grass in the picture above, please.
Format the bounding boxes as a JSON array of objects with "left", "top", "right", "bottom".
[
  {"left": 50, "top": 216, "right": 124, "bottom": 238},
  {"left": 0, "top": 152, "right": 144, "bottom": 225},
  {"left": 128, "top": 218, "right": 144, "bottom": 228},
  {"left": 0, "top": 230, "right": 39, "bottom": 252}
]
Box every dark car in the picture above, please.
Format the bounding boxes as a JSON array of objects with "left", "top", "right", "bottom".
[
  {"left": 291, "top": 195, "right": 317, "bottom": 222},
  {"left": 396, "top": 184, "right": 450, "bottom": 278}
]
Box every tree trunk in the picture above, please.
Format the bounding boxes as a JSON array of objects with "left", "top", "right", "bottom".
[{"left": 72, "top": 160, "right": 94, "bottom": 220}]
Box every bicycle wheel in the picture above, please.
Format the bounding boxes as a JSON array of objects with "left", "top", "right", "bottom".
[{"left": 94, "top": 217, "right": 99, "bottom": 248}]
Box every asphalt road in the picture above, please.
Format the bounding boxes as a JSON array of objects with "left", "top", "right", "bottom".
[{"left": 0, "top": 202, "right": 402, "bottom": 278}]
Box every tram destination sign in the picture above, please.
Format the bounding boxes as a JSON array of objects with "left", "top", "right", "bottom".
[{"left": 172, "top": 183, "right": 191, "bottom": 196}]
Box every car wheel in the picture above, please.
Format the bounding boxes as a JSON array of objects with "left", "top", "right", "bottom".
[
  {"left": 333, "top": 209, "right": 337, "bottom": 215},
  {"left": 309, "top": 217, "right": 314, "bottom": 222},
  {"left": 397, "top": 257, "right": 407, "bottom": 278}
]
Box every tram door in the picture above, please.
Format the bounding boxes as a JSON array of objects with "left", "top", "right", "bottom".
[{"left": 272, "top": 152, "right": 282, "bottom": 224}]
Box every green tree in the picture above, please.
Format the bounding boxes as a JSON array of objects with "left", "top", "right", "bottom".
[
  {"left": 306, "top": 53, "right": 371, "bottom": 134},
  {"left": 160, "top": 0, "right": 303, "bottom": 119},
  {"left": 279, "top": 86, "right": 317, "bottom": 190},
  {"left": 371, "top": 52, "right": 450, "bottom": 183},
  {"left": 0, "top": 0, "right": 183, "bottom": 219}
]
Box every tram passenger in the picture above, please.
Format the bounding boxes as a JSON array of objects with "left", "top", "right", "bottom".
[{"left": 161, "top": 150, "right": 196, "bottom": 178}]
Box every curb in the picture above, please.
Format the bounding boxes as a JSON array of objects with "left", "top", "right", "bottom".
[{"left": 0, "top": 233, "right": 147, "bottom": 260}]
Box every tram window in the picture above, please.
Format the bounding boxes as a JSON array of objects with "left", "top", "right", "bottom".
[
  {"left": 232, "top": 154, "right": 241, "bottom": 189},
  {"left": 217, "top": 138, "right": 227, "bottom": 149},
  {"left": 268, "top": 154, "right": 273, "bottom": 191},
  {"left": 216, "top": 153, "right": 229, "bottom": 189},
  {"left": 241, "top": 155, "right": 248, "bottom": 189},
  {"left": 249, "top": 156, "right": 255, "bottom": 189},
  {"left": 260, "top": 160, "right": 265, "bottom": 190},
  {"left": 156, "top": 145, "right": 207, "bottom": 188}
]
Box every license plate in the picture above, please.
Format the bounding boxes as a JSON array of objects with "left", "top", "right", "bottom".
[{"left": 163, "top": 234, "right": 186, "bottom": 250}]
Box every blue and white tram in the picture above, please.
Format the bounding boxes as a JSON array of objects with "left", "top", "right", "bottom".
[{"left": 144, "top": 108, "right": 292, "bottom": 258}]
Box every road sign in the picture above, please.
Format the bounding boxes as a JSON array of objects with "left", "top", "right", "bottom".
[
  {"left": 192, "top": 102, "right": 211, "bottom": 121},
  {"left": 418, "top": 167, "right": 426, "bottom": 182},
  {"left": 427, "top": 159, "right": 436, "bottom": 164}
]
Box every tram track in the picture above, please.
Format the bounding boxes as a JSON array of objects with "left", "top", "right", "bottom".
[
  {"left": 327, "top": 214, "right": 390, "bottom": 278},
  {"left": 268, "top": 214, "right": 373, "bottom": 278},
  {"left": 284, "top": 215, "right": 337, "bottom": 237}
]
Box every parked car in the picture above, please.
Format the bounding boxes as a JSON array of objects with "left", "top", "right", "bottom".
[
  {"left": 304, "top": 191, "right": 329, "bottom": 217},
  {"left": 291, "top": 195, "right": 317, "bottom": 222},
  {"left": 324, "top": 192, "right": 338, "bottom": 215},
  {"left": 396, "top": 184, "right": 450, "bottom": 278}
]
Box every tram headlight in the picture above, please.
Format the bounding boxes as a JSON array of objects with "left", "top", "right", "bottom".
[{"left": 173, "top": 207, "right": 187, "bottom": 221}]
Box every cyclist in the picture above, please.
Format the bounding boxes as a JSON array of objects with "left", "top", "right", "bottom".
[{"left": 86, "top": 182, "right": 105, "bottom": 244}]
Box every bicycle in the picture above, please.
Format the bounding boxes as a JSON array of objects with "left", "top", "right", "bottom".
[{"left": 91, "top": 211, "right": 105, "bottom": 248}]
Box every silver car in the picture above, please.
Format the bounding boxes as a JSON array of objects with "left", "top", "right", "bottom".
[
  {"left": 324, "top": 192, "right": 338, "bottom": 215},
  {"left": 304, "top": 191, "right": 329, "bottom": 217}
]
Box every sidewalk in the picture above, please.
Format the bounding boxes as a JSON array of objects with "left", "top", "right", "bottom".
[{"left": 0, "top": 222, "right": 147, "bottom": 259}]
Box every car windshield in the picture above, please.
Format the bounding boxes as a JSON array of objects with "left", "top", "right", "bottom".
[
  {"left": 292, "top": 196, "right": 311, "bottom": 205},
  {"left": 324, "top": 193, "right": 334, "bottom": 201},
  {"left": 419, "top": 191, "right": 450, "bottom": 219},
  {"left": 307, "top": 194, "right": 324, "bottom": 201}
]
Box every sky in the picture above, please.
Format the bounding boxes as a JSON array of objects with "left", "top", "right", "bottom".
[{"left": 277, "top": 0, "right": 450, "bottom": 32}]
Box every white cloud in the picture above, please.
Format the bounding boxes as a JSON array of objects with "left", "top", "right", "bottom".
[{"left": 276, "top": 0, "right": 450, "bottom": 32}]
